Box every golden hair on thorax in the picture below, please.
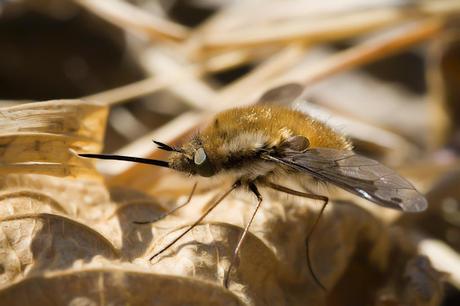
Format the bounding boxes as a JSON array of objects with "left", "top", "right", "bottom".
[{"left": 169, "top": 105, "right": 351, "bottom": 179}]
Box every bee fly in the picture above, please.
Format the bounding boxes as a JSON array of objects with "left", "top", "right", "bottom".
[{"left": 80, "top": 104, "right": 427, "bottom": 289}]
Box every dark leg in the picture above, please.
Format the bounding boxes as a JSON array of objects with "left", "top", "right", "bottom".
[
  {"left": 224, "top": 182, "right": 263, "bottom": 288},
  {"left": 305, "top": 200, "right": 328, "bottom": 291},
  {"left": 265, "top": 181, "right": 327, "bottom": 202},
  {"left": 134, "top": 182, "right": 198, "bottom": 224},
  {"left": 149, "top": 181, "right": 241, "bottom": 261},
  {"left": 265, "top": 181, "right": 328, "bottom": 291}
]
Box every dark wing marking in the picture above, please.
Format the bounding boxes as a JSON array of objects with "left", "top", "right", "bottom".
[{"left": 266, "top": 148, "right": 427, "bottom": 212}]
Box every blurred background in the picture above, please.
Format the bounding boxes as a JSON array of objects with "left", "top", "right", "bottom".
[{"left": 0, "top": 0, "right": 460, "bottom": 305}]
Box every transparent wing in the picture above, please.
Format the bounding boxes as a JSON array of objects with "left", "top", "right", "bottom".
[{"left": 269, "top": 148, "right": 427, "bottom": 212}]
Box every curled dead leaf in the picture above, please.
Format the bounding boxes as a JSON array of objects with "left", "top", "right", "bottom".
[
  {"left": 0, "top": 100, "right": 107, "bottom": 179},
  {"left": 0, "top": 213, "right": 119, "bottom": 287},
  {"left": 0, "top": 269, "right": 244, "bottom": 306}
]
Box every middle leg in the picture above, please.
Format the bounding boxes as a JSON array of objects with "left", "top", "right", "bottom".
[{"left": 224, "top": 182, "right": 263, "bottom": 288}]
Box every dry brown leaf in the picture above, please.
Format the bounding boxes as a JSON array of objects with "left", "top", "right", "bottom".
[
  {"left": 1, "top": 172, "right": 437, "bottom": 306},
  {"left": 0, "top": 100, "right": 107, "bottom": 179},
  {"left": 0, "top": 100, "right": 106, "bottom": 145},
  {"left": 0, "top": 97, "right": 444, "bottom": 306},
  {"left": 0, "top": 269, "right": 244, "bottom": 306},
  {"left": 0, "top": 213, "right": 119, "bottom": 286}
]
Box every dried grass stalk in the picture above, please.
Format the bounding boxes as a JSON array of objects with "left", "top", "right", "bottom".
[{"left": 74, "top": 0, "right": 189, "bottom": 41}]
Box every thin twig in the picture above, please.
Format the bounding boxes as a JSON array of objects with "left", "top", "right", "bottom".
[
  {"left": 82, "top": 67, "right": 201, "bottom": 106},
  {"left": 74, "top": 0, "right": 189, "bottom": 41}
]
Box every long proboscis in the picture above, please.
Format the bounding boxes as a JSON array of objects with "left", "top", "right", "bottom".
[{"left": 79, "top": 153, "right": 170, "bottom": 168}]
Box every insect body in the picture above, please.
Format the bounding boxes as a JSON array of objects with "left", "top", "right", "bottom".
[
  {"left": 170, "top": 106, "right": 350, "bottom": 178},
  {"left": 80, "top": 104, "right": 427, "bottom": 288},
  {"left": 158, "top": 105, "right": 425, "bottom": 211}
]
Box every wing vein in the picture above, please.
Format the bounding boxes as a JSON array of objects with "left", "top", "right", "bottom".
[{"left": 268, "top": 148, "right": 427, "bottom": 212}]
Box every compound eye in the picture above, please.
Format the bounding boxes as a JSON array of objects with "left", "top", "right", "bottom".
[
  {"left": 194, "top": 148, "right": 207, "bottom": 165},
  {"left": 194, "top": 148, "right": 215, "bottom": 177}
]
